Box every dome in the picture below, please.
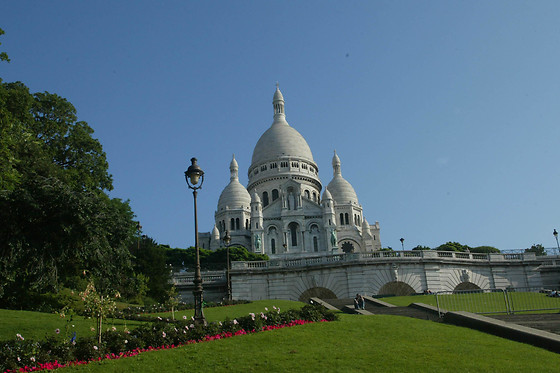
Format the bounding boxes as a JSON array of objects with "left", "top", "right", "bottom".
[
  {"left": 326, "top": 151, "right": 359, "bottom": 205},
  {"left": 217, "top": 155, "right": 251, "bottom": 210},
  {"left": 322, "top": 188, "right": 333, "bottom": 201},
  {"left": 250, "top": 86, "right": 315, "bottom": 167}
]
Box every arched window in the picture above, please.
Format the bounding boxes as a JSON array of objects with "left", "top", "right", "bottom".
[
  {"left": 312, "top": 192, "right": 317, "bottom": 202},
  {"left": 245, "top": 219, "right": 249, "bottom": 229},
  {"left": 345, "top": 213, "right": 349, "bottom": 225},
  {"left": 236, "top": 218, "right": 240, "bottom": 230},
  {"left": 313, "top": 237, "right": 318, "bottom": 252},
  {"left": 230, "top": 218, "right": 235, "bottom": 230},
  {"left": 304, "top": 190, "right": 310, "bottom": 199},
  {"left": 340, "top": 213, "right": 344, "bottom": 225},
  {"left": 263, "top": 191, "right": 269, "bottom": 207},
  {"left": 272, "top": 189, "right": 279, "bottom": 201},
  {"left": 288, "top": 222, "right": 299, "bottom": 247},
  {"left": 271, "top": 239, "right": 276, "bottom": 254}
]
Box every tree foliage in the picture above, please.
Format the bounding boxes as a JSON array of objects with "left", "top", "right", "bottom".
[
  {"left": 435, "top": 242, "right": 471, "bottom": 252},
  {"left": 0, "top": 77, "right": 136, "bottom": 308},
  {"left": 525, "top": 244, "right": 547, "bottom": 256},
  {"left": 166, "top": 246, "right": 269, "bottom": 271}
]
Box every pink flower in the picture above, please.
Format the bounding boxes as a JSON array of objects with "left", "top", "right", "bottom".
[
  {"left": 157, "top": 317, "right": 162, "bottom": 320},
  {"left": 273, "top": 306, "right": 277, "bottom": 310},
  {"left": 185, "top": 325, "right": 189, "bottom": 330},
  {"left": 55, "top": 329, "right": 60, "bottom": 334},
  {"left": 91, "top": 327, "right": 95, "bottom": 332},
  {"left": 16, "top": 333, "right": 24, "bottom": 340},
  {"left": 233, "top": 319, "right": 238, "bottom": 325},
  {"left": 162, "top": 331, "right": 166, "bottom": 338},
  {"left": 111, "top": 326, "right": 117, "bottom": 331},
  {"left": 183, "top": 315, "right": 187, "bottom": 320},
  {"left": 93, "top": 346, "right": 98, "bottom": 350},
  {"left": 30, "top": 357, "right": 35, "bottom": 362},
  {"left": 191, "top": 316, "right": 195, "bottom": 321}
]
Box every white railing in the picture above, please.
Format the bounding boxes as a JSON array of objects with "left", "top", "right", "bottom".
[
  {"left": 172, "top": 271, "right": 226, "bottom": 285},
  {"left": 230, "top": 251, "right": 541, "bottom": 270}
]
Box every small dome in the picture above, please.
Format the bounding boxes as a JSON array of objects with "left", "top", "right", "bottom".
[
  {"left": 217, "top": 155, "right": 251, "bottom": 210},
  {"left": 212, "top": 225, "right": 220, "bottom": 238},
  {"left": 322, "top": 188, "right": 333, "bottom": 201},
  {"left": 326, "top": 151, "right": 359, "bottom": 205},
  {"left": 251, "top": 191, "right": 261, "bottom": 203}
]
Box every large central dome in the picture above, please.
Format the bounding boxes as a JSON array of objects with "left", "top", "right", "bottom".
[{"left": 250, "top": 86, "right": 315, "bottom": 168}]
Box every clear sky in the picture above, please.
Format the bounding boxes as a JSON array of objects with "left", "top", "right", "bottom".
[{"left": 2, "top": 1, "right": 559, "bottom": 251}]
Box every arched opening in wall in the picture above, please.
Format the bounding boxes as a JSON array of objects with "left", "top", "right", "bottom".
[
  {"left": 235, "top": 218, "right": 240, "bottom": 230},
  {"left": 298, "top": 287, "right": 337, "bottom": 302},
  {"left": 230, "top": 218, "right": 235, "bottom": 230},
  {"left": 344, "top": 213, "right": 349, "bottom": 225},
  {"left": 377, "top": 281, "right": 416, "bottom": 296},
  {"left": 454, "top": 282, "right": 481, "bottom": 292},
  {"left": 245, "top": 219, "right": 249, "bottom": 229},
  {"left": 341, "top": 241, "right": 354, "bottom": 253},
  {"left": 304, "top": 190, "right": 310, "bottom": 199},
  {"left": 271, "top": 238, "right": 276, "bottom": 254},
  {"left": 262, "top": 192, "right": 269, "bottom": 207},
  {"left": 312, "top": 191, "right": 317, "bottom": 202},
  {"left": 288, "top": 222, "right": 299, "bottom": 247},
  {"left": 313, "top": 236, "right": 318, "bottom": 252},
  {"left": 339, "top": 213, "right": 344, "bottom": 225},
  {"left": 272, "top": 189, "right": 279, "bottom": 201}
]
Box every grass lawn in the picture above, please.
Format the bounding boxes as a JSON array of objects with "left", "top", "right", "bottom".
[
  {"left": 148, "top": 300, "right": 305, "bottom": 322},
  {"left": 380, "top": 293, "right": 560, "bottom": 314},
  {"left": 0, "top": 309, "right": 146, "bottom": 341},
  {"left": 0, "top": 300, "right": 304, "bottom": 342},
  {"left": 61, "top": 313, "right": 560, "bottom": 372}
]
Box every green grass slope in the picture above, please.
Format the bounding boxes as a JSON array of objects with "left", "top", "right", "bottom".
[{"left": 63, "top": 314, "right": 560, "bottom": 373}]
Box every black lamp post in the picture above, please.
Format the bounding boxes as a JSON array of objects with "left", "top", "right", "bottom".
[
  {"left": 184, "top": 157, "right": 206, "bottom": 326},
  {"left": 400, "top": 237, "right": 405, "bottom": 251},
  {"left": 222, "top": 230, "right": 232, "bottom": 301},
  {"left": 553, "top": 229, "right": 559, "bottom": 256}
]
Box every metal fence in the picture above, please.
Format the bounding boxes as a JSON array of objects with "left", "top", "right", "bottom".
[{"left": 435, "top": 287, "right": 560, "bottom": 317}]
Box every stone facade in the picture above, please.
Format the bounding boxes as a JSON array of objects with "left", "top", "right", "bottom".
[
  {"left": 200, "top": 85, "right": 381, "bottom": 256},
  {"left": 228, "top": 252, "right": 560, "bottom": 301}
]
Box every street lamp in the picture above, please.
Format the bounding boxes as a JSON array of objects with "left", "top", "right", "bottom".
[
  {"left": 185, "top": 157, "right": 206, "bottom": 326},
  {"left": 400, "top": 237, "right": 405, "bottom": 251},
  {"left": 553, "top": 229, "right": 559, "bottom": 256},
  {"left": 223, "top": 230, "right": 232, "bottom": 301}
]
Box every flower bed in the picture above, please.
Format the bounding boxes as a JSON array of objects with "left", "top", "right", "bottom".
[{"left": 1, "top": 304, "right": 337, "bottom": 372}]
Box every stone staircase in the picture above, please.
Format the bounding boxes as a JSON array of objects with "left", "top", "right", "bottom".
[{"left": 321, "top": 297, "right": 440, "bottom": 321}]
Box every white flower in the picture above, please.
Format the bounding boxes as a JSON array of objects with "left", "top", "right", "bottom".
[
  {"left": 55, "top": 329, "right": 60, "bottom": 334},
  {"left": 30, "top": 357, "right": 35, "bottom": 362},
  {"left": 93, "top": 346, "right": 98, "bottom": 350},
  {"left": 16, "top": 333, "right": 24, "bottom": 340},
  {"left": 111, "top": 326, "right": 117, "bottom": 331},
  {"left": 162, "top": 331, "right": 167, "bottom": 338},
  {"left": 233, "top": 319, "right": 238, "bottom": 325},
  {"left": 265, "top": 307, "right": 268, "bottom": 311},
  {"left": 183, "top": 315, "right": 187, "bottom": 320},
  {"left": 124, "top": 340, "right": 128, "bottom": 344}
]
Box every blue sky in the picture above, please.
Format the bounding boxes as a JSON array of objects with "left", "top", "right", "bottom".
[{"left": 2, "top": 1, "right": 559, "bottom": 251}]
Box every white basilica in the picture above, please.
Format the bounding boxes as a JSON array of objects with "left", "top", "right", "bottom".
[{"left": 199, "top": 86, "right": 381, "bottom": 257}]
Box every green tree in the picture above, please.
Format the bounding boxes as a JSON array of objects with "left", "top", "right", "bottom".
[
  {"left": 471, "top": 246, "right": 500, "bottom": 254},
  {"left": 0, "top": 78, "right": 136, "bottom": 308},
  {"left": 132, "top": 236, "right": 172, "bottom": 303},
  {"left": 525, "top": 244, "right": 546, "bottom": 256},
  {"left": 435, "top": 242, "right": 471, "bottom": 252},
  {"left": 0, "top": 28, "right": 9, "bottom": 62},
  {"left": 412, "top": 245, "right": 431, "bottom": 251}
]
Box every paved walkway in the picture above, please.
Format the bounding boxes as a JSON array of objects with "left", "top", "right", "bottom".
[{"left": 488, "top": 314, "right": 560, "bottom": 335}]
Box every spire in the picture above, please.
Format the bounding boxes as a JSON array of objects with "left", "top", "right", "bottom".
[
  {"left": 230, "top": 154, "right": 239, "bottom": 181},
  {"left": 332, "top": 150, "right": 341, "bottom": 176},
  {"left": 273, "top": 83, "right": 285, "bottom": 119}
]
